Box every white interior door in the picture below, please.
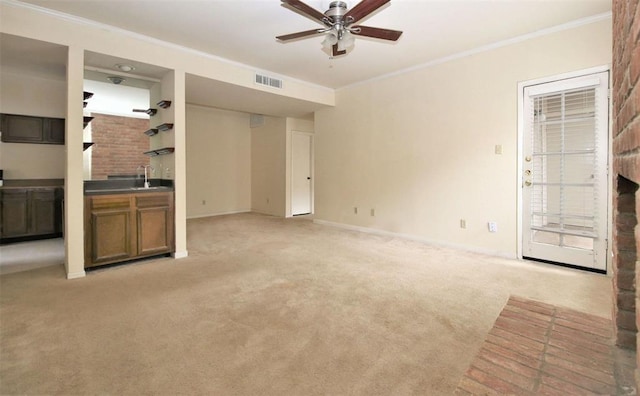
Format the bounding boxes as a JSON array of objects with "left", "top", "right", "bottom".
[
  {"left": 522, "top": 71, "right": 609, "bottom": 271},
  {"left": 291, "top": 132, "right": 312, "bottom": 216}
]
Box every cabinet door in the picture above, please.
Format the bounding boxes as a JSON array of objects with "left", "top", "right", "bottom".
[
  {"left": 31, "top": 189, "right": 56, "bottom": 235},
  {"left": 55, "top": 188, "right": 64, "bottom": 234},
  {"left": 86, "top": 196, "right": 134, "bottom": 267},
  {"left": 136, "top": 194, "right": 174, "bottom": 256},
  {"left": 44, "top": 118, "right": 65, "bottom": 144},
  {"left": 1, "top": 114, "right": 44, "bottom": 143},
  {"left": 0, "top": 189, "right": 29, "bottom": 238}
]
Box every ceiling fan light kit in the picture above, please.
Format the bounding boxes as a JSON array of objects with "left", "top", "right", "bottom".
[{"left": 277, "top": 0, "right": 402, "bottom": 57}]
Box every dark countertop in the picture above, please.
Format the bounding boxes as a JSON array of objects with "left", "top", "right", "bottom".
[
  {"left": 84, "top": 178, "right": 174, "bottom": 196},
  {"left": 84, "top": 186, "right": 174, "bottom": 196},
  {"left": 1, "top": 179, "right": 64, "bottom": 190}
]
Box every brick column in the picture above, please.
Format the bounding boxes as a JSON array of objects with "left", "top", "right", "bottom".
[
  {"left": 613, "top": 177, "right": 638, "bottom": 348},
  {"left": 612, "top": 0, "right": 640, "bottom": 388}
]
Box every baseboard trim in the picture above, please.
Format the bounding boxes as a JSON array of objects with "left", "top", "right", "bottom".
[
  {"left": 66, "top": 270, "right": 86, "bottom": 279},
  {"left": 173, "top": 251, "right": 188, "bottom": 259},
  {"left": 312, "top": 219, "right": 516, "bottom": 259},
  {"left": 187, "top": 210, "right": 251, "bottom": 220}
]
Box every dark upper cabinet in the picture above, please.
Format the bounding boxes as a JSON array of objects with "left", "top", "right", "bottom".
[
  {"left": 45, "top": 118, "right": 65, "bottom": 144},
  {"left": 1, "top": 114, "right": 44, "bottom": 143},
  {"left": 1, "top": 113, "right": 65, "bottom": 144}
]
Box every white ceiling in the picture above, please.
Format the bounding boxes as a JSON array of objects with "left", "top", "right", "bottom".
[{"left": 3, "top": 0, "right": 612, "bottom": 117}]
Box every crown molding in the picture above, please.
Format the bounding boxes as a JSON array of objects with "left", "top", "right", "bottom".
[{"left": 339, "top": 11, "right": 613, "bottom": 91}]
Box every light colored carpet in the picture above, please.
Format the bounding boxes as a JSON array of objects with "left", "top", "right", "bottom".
[{"left": 0, "top": 213, "right": 612, "bottom": 395}]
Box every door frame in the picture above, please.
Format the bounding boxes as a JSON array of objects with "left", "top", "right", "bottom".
[
  {"left": 516, "top": 65, "right": 612, "bottom": 272},
  {"left": 288, "top": 130, "right": 314, "bottom": 217}
]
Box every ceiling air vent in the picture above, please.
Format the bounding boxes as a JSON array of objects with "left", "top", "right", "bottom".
[{"left": 255, "top": 73, "right": 283, "bottom": 89}]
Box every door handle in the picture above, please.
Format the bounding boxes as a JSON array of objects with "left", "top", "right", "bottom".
[
  {"left": 524, "top": 181, "right": 532, "bottom": 186},
  {"left": 307, "top": 177, "right": 311, "bottom": 180}
]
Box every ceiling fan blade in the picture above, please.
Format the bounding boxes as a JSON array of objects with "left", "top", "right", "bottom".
[
  {"left": 277, "top": 29, "right": 324, "bottom": 42},
  {"left": 344, "top": 0, "right": 390, "bottom": 24},
  {"left": 281, "top": 0, "right": 327, "bottom": 24},
  {"left": 351, "top": 25, "right": 402, "bottom": 41}
]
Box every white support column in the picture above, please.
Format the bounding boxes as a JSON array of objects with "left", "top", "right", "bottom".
[
  {"left": 160, "top": 70, "right": 187, "bottom": 259},
  {"left": 65, "top": 45, "right": 86, "bottom": 279},
  {"left": 174, "top": 70, "right": 188, "bottom": 258}
]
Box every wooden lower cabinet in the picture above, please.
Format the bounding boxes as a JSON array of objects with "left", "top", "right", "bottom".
[
  {"left": 136, "top": 194, "right": 174, "bottom": 256},
  {"left": 1, "top": 189, "right": 29, "bottom": 238},
  {"left": 85, "top": 192, "right": 174, "bottom": 268},
  {"left": 31, "top": 189, "right": 57, "bottom": 235},
  {"left": 0, "top": 187, "right": 62, "bottom": 241}
]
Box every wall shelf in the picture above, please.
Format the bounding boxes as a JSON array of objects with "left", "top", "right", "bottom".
[
  {"left": 157, "top": 100, "right": 172, "bottom": 109},
  {"left": 144, "top": 147, "right": 174, "bottom": 156},
  {"left": 156, "top": 123, "right": 173, "bottom": 131},
  {"left": 83, "top": 116, "right": 94, "bottom": 129},
  {"left": 133, "top": 108, "right": 157, "bottom": 116}
]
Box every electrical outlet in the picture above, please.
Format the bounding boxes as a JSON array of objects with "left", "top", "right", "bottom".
[
  {"left": 460, "top": 219, "right": 466, "bottom": 229},
  {"left": 488, "top": 221, "right": 498, "bottom": 232},
  {"left": 354, "top": 207, "right": 358, "bottom": 214},
  {"left": 370, "top": 208, "right": 375, "bottom": 216},
  {"left": 495, "top": 144, "right": 503, "bottom": 155}
]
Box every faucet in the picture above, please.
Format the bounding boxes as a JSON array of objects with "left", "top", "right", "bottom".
[{"left": 137, "top": 165, "right": 154, "bottom": 188}]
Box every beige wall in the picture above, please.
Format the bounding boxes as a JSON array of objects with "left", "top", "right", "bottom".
[
  {"left": 0, "top": 70, "right": 66, "bottom": 179},
  {"left": 186, "top": 105, "right": 251, "bottom": 218},
  {"left": 314, "top": 19, "right": 612, "bottom": 257},
  {"left": 252, "top": 116, "right": 287, "bottom": 216}
]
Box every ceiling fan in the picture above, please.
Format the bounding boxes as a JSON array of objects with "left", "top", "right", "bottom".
[{"left": 276, "top": 0, "right": 403, "bottom": 57}]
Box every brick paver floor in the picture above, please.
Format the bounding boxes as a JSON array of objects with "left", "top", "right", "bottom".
[{"left": 455, "top": 296, "right": 637, "bottom": 395}]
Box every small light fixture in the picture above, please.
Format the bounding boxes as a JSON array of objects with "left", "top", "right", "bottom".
[
  {"left": 107, "top": 76, "right": 126, "bottom": 85},
  {"left": 321, "top": 27, "right": 355, "bottom": 54},
  {"left": 115, "top": 64, "right": 135, "bottom": 72},
  {"left": 337, "top": 31, "right": 355, "bottom": 52},
  {"left": 321, "top": 32, "right": 338, "bottom": 49}
]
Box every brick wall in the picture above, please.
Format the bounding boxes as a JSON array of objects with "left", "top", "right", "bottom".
[
  {"left": 612, "top": 0, "right": 640, "bottom": 385},
  {"left": 90, "top": 113, "right": 150, "bottom": 179}
]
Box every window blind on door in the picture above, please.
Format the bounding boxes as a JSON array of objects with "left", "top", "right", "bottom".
[{"left": 528, "top": 85, "right": 600, "bottom": 250}]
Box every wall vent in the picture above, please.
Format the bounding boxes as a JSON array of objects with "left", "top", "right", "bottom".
[{"left": 255, "top": 73, "right": 283, "bottom": 89}]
